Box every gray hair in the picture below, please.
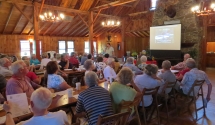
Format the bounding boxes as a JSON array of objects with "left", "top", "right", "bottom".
[
  {"left": 56, "top": 54, "right": 61, "bottom": 60},
  {"left": 126, "top": 57, "right": 134, "bottom": 64},
  {"left": 11, "top": 60, "right": 24, "bottom": 74},
  {"left": 84, "top": 71, "right": 98, "bottom": 87},
  {"left": 42, "top": 53, "right": 48, "bottom": 58},
  {"left": 71, "top": 52, "right": 76, "bottom": 57},
  {"left": 145, "top": 64, "right": 158, "bottom": 76},
  {"left": 162, "top": 60, "right": 171, "bottom": 70},
  {"left": 107, "top": 58, "right": 114, "bottom": 65},
  {"left": 30, "top": 87, "right": 52, "bottom": 110},
  {"left": 117, "top": 67, "right": 133, "bottom": 85},
  {"left": 84, "top": 59, "right": 93, "bottom": 70},
  {"left": 140, "top": 56, "right": 147, "bottom": 63},
  {"left": 61, "top": 53, "right": 67, "bottom": 59},
  {"left": 0, "top": 58, "right": 6, "bottom": 66},
  {"left": 186, "top": 58, "right": 196, "bottom": 68}
]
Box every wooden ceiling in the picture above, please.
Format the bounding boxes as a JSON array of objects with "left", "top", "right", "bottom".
[{"left": 0, "top": 0, "right": 152, "bottom": 37}]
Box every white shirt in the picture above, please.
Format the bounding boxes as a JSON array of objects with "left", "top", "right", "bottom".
[
  {"left": 17, "top": 110, "right": 69, "bottom": 125},
  {"left": 40, "top": 58, "right": 51, "bottom": 69},
  {"left": 105, "top": 47, "right": 114, "bottom": 56},
  {"left": 47, "top": 74, "right": 65, "bottom": 91},
  {"left": 0, "top": 66, "right": 13, "bottom": 77},
  {"left": 103, "top": 66, "right": 117, "bottom": 80}
]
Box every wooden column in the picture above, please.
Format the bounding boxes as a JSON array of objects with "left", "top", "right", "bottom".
[
  {"left": 121, "top": 17, "right": 125, "bottom": 58},
  {"left": 89, "top": 11, "right": 94, "bottom": 55},
  {"left": 33, "top": 3, "right": 40, "bottom": 60},
  {"left": 200, "top": 16, "right": 208, "bottom": 70}
]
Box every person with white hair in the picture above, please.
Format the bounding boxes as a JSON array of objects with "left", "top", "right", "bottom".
[
  {"left": 59, "top": 53, "right": 73, "bottom": 70},
  {"left": 171, "top": 53, "right": 191, "bottom": 70},
  {"left": 6, "top": 60, "right": 41, "bottom": 98},
  {"left": 103, "top": 58, "right": 117, "bottom": 80},
  {"left": 3, "top": 87, "right": 69, "bottom": 125},
  {"left": 81, "top": 53, "right": 88, "bottom": 65},
  {"left": 40, "top": 52, "right": 51, "bottom": 70},
  {"left": 0, "top": 58, "right": 13, "bottom": 77},
  {"left": 175, "top": 58, "right": 212, "bottom": 102},
  {"left": 76, "top": 71, "right": 113, "bottom": 125},
  {"left": 138, "top": 55, "right": 147, "bottom": 70},
  {"left": 123, "top": 57, "right": 142, "bottom": 75}
]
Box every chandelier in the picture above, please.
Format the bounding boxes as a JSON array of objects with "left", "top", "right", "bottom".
[
  {"left": 101, "top": 6, "right": 120, "bottom": 27},
  {"left": 39, "top": 11, "right": 65, "bottom": 22},
  {"left": 191, "top": 2, "right": 215, "bottom": 16}
]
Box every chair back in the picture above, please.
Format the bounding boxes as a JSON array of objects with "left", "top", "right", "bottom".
[
  {"left": 119, "top": 94, "right": 142, "bottom": 112},
  {"left": 96, "top": 111, "right": 131, "bottom": 125},
  {"left": 187, "top": 80, "right": 205, "bottom": 97},
  {"left": 142, "top": 86, "right": 160, "bottom": 96},
  {"left": 161, "top": 81, "right": 177, "bottom": 94}
]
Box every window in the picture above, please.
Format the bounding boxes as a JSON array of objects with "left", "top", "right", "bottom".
[
  {"left": 93, "top": 42, "right": 97, "bottom": 53},
  {"left": 20, "top": 40, "right": 30, "bottom": 57},
  {"left": 150, "top": 0, "right": 157, "bottom": 10},
  {"left": 67, "top": 41, "right": 74, "bottom": 54},
  {"left": 32, "top": 41, "right": 42, "bottom": 55},
  {"left": 84, "top": 41, "right": 89, "bottom": 53},
  {"left": 58, "top": 41, "right": 66, "bottom": 54}
]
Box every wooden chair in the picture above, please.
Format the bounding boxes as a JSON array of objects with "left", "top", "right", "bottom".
[
  {"left": 119, "top": 94, "right": 143, "bottom": 125},
  {"left": 141, "top": 86, "right": 161, "bottom": 125},
  {"left": 68, "top": 72, "right": 85, "bottom": 87},
  {"left": 96, "top": 111, "right": 131, "bottom": 125},
  {"left": 178, "top": 80, "right": 205, "bottom": 121},
  {"left": 159, "top": 81, "right": 177, "bottom": 123}
]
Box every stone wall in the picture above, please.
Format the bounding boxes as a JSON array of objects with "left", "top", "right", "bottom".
[{"left": 152, "top": 0, "right": 203, "bottom": 67}]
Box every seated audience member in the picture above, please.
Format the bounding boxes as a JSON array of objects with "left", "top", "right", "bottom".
[
  {"left": 138, "top": 55, "right": 147, "bottom": 70},
  {"left": 0, "top": 58, "right": 13, "bottom": 77},
  {"left": 87, "top": 54, "right": 93, "bottom": 60},
  {"left": 24, "top": 61, "right": 41, "bottom": 85},
  {"left": 109, "top": 67, "right": 141, "bottom": 113},
  {"left": 175, "top": 58, "right": 212, "bottom": 101},
  {"left": 69, "top": 52, "right": 79, "bottom": 68},
  {"left": 134, "top": 64, "right": 164, "bottom": 107},
  {"left": 0, "top": 74, "right": 7, "bottom": 90},
  {"left": 75, "top": 71, "right": 113, "bottom": 125},
  {"left": 46, "top": 61, "right": 71, "bottom": 91},
  {"left": 81, "top": 53, "right": 88, "bottom": 65},
  {"left": 103, "top": 58, "right": 117, "bottom": 80},
  {"left": 40, "top": 53, "right": 51, "bottom": 70},
  {"left": 3, "top": 87, "right": 69, "bottom": 125},
  {"left": 55, "top": 53, "right": 61, "bottom": 63},
  {"left": 113, "top": 57, "right": 120, "bottom": 73},
  {"left": 176, "top": 66, "right": 191, "bottom": 81},
  {"left": 95, "top": 57, "right": 106, "bottom": 71},
  {"left": 171, "top": 53, "right": 190, "bottom": 70},
  {"left": 59, "top": 53, "right": 73, "bottom": 70},
  {"left": 103, "top": 53, "right": 109, "bottom": 64},
  {"left": 51, "top": 53, "right": 57, "bottom": 61},
  {"left": 30, "top": 54, "right": 40, "bottom": 65},
  {"left": 21, "top": 56, "right": 29, "bottom": 61},
  {"left": 6, "top": 60, "right": 41, "bottom": 98},
  {"left": 123, "top": 57, "right": 142, "bottom": 75},
  {"left": 158, "top": 60, "right": 176, "bottom": 93}
]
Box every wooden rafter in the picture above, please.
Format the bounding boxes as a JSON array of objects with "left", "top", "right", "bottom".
[
  {"left": 13, "top": 3, "right": 33, "bottom": 24},
  {"left": 28, "top": 27, "right": 34, "bottom": 35},
  {"left": 39, "top": 0, "right": 45, "bottom": 15},
  {"left": 43, "top": 23, "right": 55, "bottom": 35},
  {"left": 92, "top": 0, "right": 137, "bottom": 11},
  {"left": 21, "top": 16, "right": 33, "bottom": 34},
  {"left": 50, "top": 22, "right": 64, "bottom": 36},
  {"left": 52, "top": 22, "right": 69, "bottom": 36},
  {"left": 2, "top": 4, "right": 14, "bottom": 34},
  {"left": 38, "top": 23, "right": 47, "bottom": 34},
  {"left": 61, "top": 16, "right": 81, "bottom": 36},
  {"left": 92, "top": 9, "right": 101, "bottom": 24},
  {"left": 77, "top": 14, "right": 88, "bottom": 27},
  {"left": 70, "top": 21, "right": 88, "bottom": 36},
  {"left": 12, "top": 6, "right": 26, "bottom": 34}
]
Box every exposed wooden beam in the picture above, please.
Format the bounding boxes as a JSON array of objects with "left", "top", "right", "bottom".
[
  {"left": 53, "top": 22, "right": 69, "bottom": 36},
  {"left": 89, "top": 11, "right": 94, "bottom": 54},
  {"left": 39, "top": 23, "right": 47, "bottom": 34},
  {"left": 50, "top": 22, "right": 64, "bottom": 36},
  {"left": 39, "top": 0, "right": 45, "bottom": 15},
  {"left": 13, "top": 3, "right": 33, "bottom": 24},
  {"left": 43, "top": 23, "right": 55, "bottom": 35},
  {"left": 28, "top": 27, "right": 34, "bottom": 35},
  {"left": 12, "top": 6, "right": 26, "bottom": 34},
  {"left": 92, "top": 0, "right": 137, "bottom": 11},
  {"left": 20, "top": 16, "right": 33, "bottom": 34},
  {"left": 2, "top": 4, "right": 14, "bottom": 34},
  {"left": 34, "top": 2, "right": 40, "bottom": 60},
  {"left": 77, "top": 14, "right": 88, "bottom": 27},
  {"left": 70, "top": 21, "right": 88, "bottom": 36},
  {"left": 128, "top": 11, "right": 148, "bottom": 16},
  {"left": 92, "top": 9, "right": 101, "bottom": 24}
]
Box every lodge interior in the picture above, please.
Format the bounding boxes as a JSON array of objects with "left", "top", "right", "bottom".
[{"left": 0, "top": 0, "right": 215, "bottom": 125}]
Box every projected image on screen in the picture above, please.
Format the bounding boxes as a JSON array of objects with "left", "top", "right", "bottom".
[{"left": 155, "top": 28, "right": 174, "bottom": 43}]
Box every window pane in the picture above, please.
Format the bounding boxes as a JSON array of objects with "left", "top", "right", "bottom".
[
  {"left": 67, "top": 41, "right": 74, "bottom": 48},
  {"left": 151, "top": 0, "right": 157, "bottom": 8},
  {"left": 93, "top": 42, "right": 96, "bottom": 51},
  {"left": 84, "top": 49, "right": 89, "bottom": 53},
  {"left": 67, "top": 49, "right": 74, "bottom": 54},
  {"left": 20, "top": 40, "right": 30, "bottom": 57},
  {"left": 59, "top": 41, "right": 66, "bottom": 49},
  {"left": 85, "top": 42, "right": 89, "bottom": 49},
  {"left": 59, "top": 50, "right": 66, "bottom": 54}
]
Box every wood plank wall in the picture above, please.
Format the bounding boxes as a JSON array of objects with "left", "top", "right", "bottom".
[
  {"left": 0, "top": 35, "right": 94, "bottom": 59},
  {"left": 207, "top": 26, "right": 215, "bottom": 42},
  {"left": 97, "top": 32, "right": 149, "bottom": 58}
]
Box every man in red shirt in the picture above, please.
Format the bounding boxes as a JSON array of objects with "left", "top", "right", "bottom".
[
  {"left": 69, "top": 52, "right": 79, "bottom": 68},
  {"left": 176, "top": 67, "right": 190, "bottom": 81}
]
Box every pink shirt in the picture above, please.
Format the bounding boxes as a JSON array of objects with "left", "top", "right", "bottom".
[
  {"left": 26, "top": 72, "right": 37, "bottom": 81},
  {"left": 6, "top": 76, "right": 40, "bottom": 98}
]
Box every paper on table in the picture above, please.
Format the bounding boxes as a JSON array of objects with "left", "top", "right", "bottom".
[
  {"left": 55, "top": 90, "right": 75, "bottom": 96},
  {"left": 7, "top": 93, "right": 31, "bottom": 118},
  {"left": 0, "top": 116, "right": 6, "bottom": 124},
  {"left": 73, "top": 94, "right": 79, "bottom": 99}
]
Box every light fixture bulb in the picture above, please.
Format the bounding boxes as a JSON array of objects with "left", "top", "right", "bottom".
[
  {"left": 117, "top": 21, "right": 120, "bottom": 25},
  {"left": 60, "top": 13, "right": 65, "bottom": 19},
  {"left": 111, "top": 21, "right": 114, "bottom": 25},
  {"left": 102, "top": 22, "right": 105, "bottom": 25}
]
